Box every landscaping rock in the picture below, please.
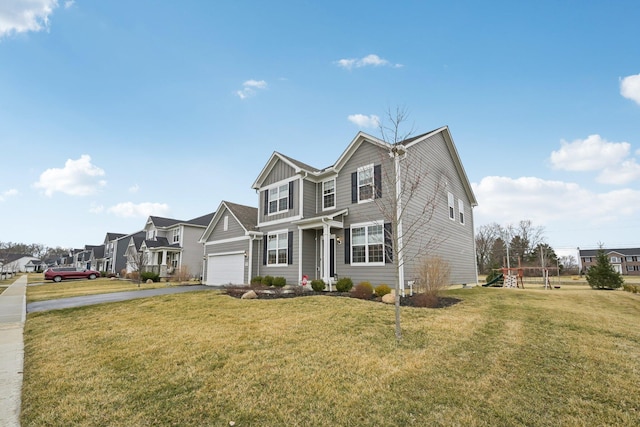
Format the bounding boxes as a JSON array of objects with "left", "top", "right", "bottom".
[
  {"left": 241, "top": 290, "right": 258, "bottom": 299},
  {"left": 382, "top": 292, "right": 395, "bottom": 304},
  {"left": 146, "top": 279, "right": 153, "bottom": 284}
]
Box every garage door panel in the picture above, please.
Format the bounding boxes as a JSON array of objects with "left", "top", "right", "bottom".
[{"left": 207, "top": 253, "right": 245, "bottom": 285}]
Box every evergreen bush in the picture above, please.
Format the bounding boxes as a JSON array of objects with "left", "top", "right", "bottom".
[
  {"left": 335, "top": 277, "right": 353, "bottom": 292},
  {"left": 310, "top": 279, "right": 326, "bottom": 292}
]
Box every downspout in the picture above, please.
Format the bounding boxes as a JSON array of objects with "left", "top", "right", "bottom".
[
  {"left": 393, "top": 148, "right": 406, "bottom": 296},
  {"left": 298, "top": 171, "right": 308, "bottom": 287}
]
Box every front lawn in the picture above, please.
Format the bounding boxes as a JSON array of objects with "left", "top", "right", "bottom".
[
  {"left": 26, "top": 278, "right": 172, "bottom": 302},
  {"left": 22, "top": 287, "right": 640, "bottom": 426}
]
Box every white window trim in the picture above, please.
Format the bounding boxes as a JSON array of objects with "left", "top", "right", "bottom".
[
  {"left": 267, "top": 183, "right": 290, "bottom": 216},
  {"left": 172, "top": 228, "right": 180, "bottom": 243},
  {"left": 266, "top": 229, "right": 289, "bottom": 266},
  {"left": 350, "top": 221, "right": 385, "bottom": 266},
  {"left": 458, "top": 199, "right": 465, "bottom": 225},
  {"left": 357, "top": 163, "right": 375, "bottom": 204},
  {"left": 223, "top": 215, "right": 229, "bottom": 231},
  {"left": 322, "top": 178, "right": 336, "bottom": 211},
  {"left": 448, "top": 192, "right": 455, "bottom": 221}
]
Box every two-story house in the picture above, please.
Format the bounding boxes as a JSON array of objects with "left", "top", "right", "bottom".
[
  {"left": 579, "top": 248, "right": 640, "bottom": 276},
  {"left": 100, "top": 232, "right": 126, "bottom": 274},
  {"left": 201, "top": 126, "right": 478, "bottom": 292},
  {"left": 140, "top": 212, "right": 215, "bottom": 279}
]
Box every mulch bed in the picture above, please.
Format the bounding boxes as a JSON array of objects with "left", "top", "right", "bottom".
[{"left": 223, "top": 286, "right": 461, "bottom": 309}]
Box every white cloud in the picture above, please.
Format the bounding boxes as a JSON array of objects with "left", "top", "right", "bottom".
[
  {"left": 0, "top": 188, "right": 19, "bottom": 202},
  {"left": 335, "top": 54, "right": 402, "bottom": 70},
  {"left": 0, "top": 0, "right": 59, "bottom": 38},
  {"left": 128, "top": 184, "right": 140, "bottom": 193},
  {"left": 107, "top": 202, "right": 170, "bottom": 218},
  {"left": 348, "top": 114, "right": 380, "bottom": 128},
  {"left": 549, "top": 134, "right": 630, "bottom": 172},
  {"left": 33, "top": 155, "right": 107, "bottom": 197},
  {"left": 236, "top": 79, "right": 267, "bottom": 99},
  {"left": 89, "top": 202, "right": 104, "bottom": 214},
  {"left": 64, "top": 0, "right": 74, "bottom": 9},
  {"left": 472, "top": 176, "right": 640, "bottom": 227},
  {"left": 620, "top": 73, "right": 640, "bottom": 105},
  {"left": 597, "top": 159, "right": 640, "bottom": 185}
]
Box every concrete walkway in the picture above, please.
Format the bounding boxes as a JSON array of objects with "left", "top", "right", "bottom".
[{"left": 0, "top": 275, "right": 27, "bottom": 427}]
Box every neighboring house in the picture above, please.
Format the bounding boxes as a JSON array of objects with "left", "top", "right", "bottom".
[
  {"left": 0, "top": 254, "right": 40, "bottom": 272},
  {"left": 579, "top": 248, "right": 640, "bottom": 276},
  {"left": 75, "top": 245, "right": 102, "bottom": 270},
  {"left": 140, "top": 212, "right": 215, "bottom": 279},
  {"left": 24, "top": 259, "right": 47, "bottom": 272},
  {"left": 203, "top": 126, "right": 477, "bottom": 292},
  {"left": 124, "top": 232, "right": 146, "bottom": 274},
  {"left": 200, "top": 201, "right": 260, "bottom": 286},
  {"left": 112, "top": 231, "right": 145, "bottom": 276},
  {"left": 101, "top": 232, "right": 126, "bottom": 274}
]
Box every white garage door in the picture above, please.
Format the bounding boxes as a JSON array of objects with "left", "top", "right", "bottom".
[{"left": 207, "top": 253, "right": 245, "bottom": 286}]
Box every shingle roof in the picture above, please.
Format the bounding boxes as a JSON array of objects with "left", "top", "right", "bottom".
[
  {"left": 144, "top": 237, "right": 180, "bottom": 249},
  {"left": 188, "top": 212, "right": 216, "bottom": 227},
  {"left": 224, "top": 201, "right": 258, "bottom": 231},
  {"left": 579, "top": 248, "right": 640, "bottom": 257},
  {"left": 149, "top": 216, "right": 184, "bottom": 228},
  {"left": 106, "top": 232, "right": 126, "bottom": 241}
]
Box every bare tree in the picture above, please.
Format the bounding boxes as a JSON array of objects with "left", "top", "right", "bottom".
[
  {"left": 475, "top": 223, "right": 501, "bottom": 274},
  {"left": 125, "top": 247, "right": 148, "bottom": 286},
  {"left": 374, "top": 107, "right": 448, "bottom": 341}
]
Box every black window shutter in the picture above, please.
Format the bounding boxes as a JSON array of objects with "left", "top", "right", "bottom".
[
  {"left": 288, "top": 181, "right": 294, "bottom": 210},
  {"left": 344, "top": 227, "right": 351, "bottom": 264},
  {"left": 262, "top": 237, "right": 267, "bottom": 265},
  {"left": 287, "top": 231, "right": 294, "bottom": 265},
  {"left": 374, "top": 164, "right": 382, "bottom": 199},
  {"left": 263, "top": 190, "right": 269, "bottom": 216},
  {"left": 384, "top": 222, "right": 393, "bottom": 263},
  {"left": 351, "top": 172, "right": 357, "bottom": 203}
]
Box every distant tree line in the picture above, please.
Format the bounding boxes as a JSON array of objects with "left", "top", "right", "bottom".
[
  {"left": 0, "top": 241, "right": 70, "bottom": 261},
  {"left": 475, "top": 220, "right": 579, "bottom": 276}
]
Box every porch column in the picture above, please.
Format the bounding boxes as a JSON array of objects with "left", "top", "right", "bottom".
[{"left": 322, "top": 223, "right": 331, "bottom": 289}]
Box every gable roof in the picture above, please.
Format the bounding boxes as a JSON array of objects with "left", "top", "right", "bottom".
[
  {"left": 148, "top": 216, "right": 184, "bottom": 228},
  {"left": 105, "top": 232, "right": 126, "bottom": 242},
  {"left": 250, "top": 126, "right": 477, "bottom": 207},
  {"left": 187, "top": 212, "right": 216, "bottom": 227},
  {"left": 199, "top": 201, "right": 259, "bottom": 243},
  {"left": 579, "top": 248, "right": 640, "bottom": 257}
]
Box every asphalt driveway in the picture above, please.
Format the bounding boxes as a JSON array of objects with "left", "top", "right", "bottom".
[{"left": 27, "top": 285, "right": 216, "bottom": 313}]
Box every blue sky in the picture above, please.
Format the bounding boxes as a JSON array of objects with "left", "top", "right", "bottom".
[{"left": 1, "top": 0, "right": 639, "bottom": 258}]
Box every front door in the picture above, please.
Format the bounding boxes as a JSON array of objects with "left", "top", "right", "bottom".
[{"left": 320, "top": 236, "right": 336, "bottom": 280}]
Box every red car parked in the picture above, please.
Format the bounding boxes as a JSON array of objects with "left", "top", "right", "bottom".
[{"left": 44, "top": 267, "right": 100, "bottom": 282}]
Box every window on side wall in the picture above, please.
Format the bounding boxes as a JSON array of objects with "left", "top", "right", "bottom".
[
  {"left": 267, "top": 232, "right": 288, "bottom": 265},
  {"left": 351, "top": 223, "right": 384, "bottom": 265},
  {"left": 458, "top": 199, "right": 465, "bottom": 224},
  {"left": 323, "top": 179, "right": 336, "bottom": 210},
  {"left": 448, "top": 192, "right": 455, "bottom": 220}
]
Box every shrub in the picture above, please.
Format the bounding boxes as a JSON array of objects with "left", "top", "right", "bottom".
[
  {"left": 272, "top": 276, "right": 286, "bottom": 287},
  {"left": 351, "top": 281, "right": 374, "bottom": 299},
  {"left": 623, "top": 283, "right": 640, "bottom": 294},
  {"left": 414, "top": 292, "right": 440, "bottom": 308},
  {"left": 262, "top": 275, "right": 274, "bottom": 286},
  {"left": 586, "top": 249, "right": 624, "bottom": 289},
  {"left": 415, "top": 256, "right": 450, "bottom": 304},
  {"left": 99, "top": 271, "right": 107, "bottom": 278},
  {"left": 140, "top": 271, "right": 160, "bottom": 282},
  {"left": 170, "top": 266, "right": 190, "bottom": 282},
  {"left": 335, "top": 277, "right": 353, "bottom": 292},
  {"left": 310, "top": 279, "right": 325, "bottom": 292},
  {"left": 250, "top": 276, "right": 263, "bottom": 285},
  {"left": 375, "top": 284, "right": 392, "bottom": 297}
]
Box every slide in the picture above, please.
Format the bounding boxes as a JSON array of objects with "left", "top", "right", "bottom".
[{"left": 482, "top": 273, "right": 504, "bottom": 287}]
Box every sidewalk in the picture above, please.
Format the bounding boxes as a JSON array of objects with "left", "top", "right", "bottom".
[{"left": 0, "top": 274, "right": 26, "bottom": 427}]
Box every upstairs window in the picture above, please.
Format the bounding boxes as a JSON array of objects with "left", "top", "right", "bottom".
[
  {"left": 458, "top": 199, "right": 465, "bottom": 224},
  {"left": 268, "top": 184, "right": 289, "bottom": 214},
  {"left": 172, "top": 228, "right": 180, "bottom": 243},
  {"left": 223, "top": 215, "right": 229, "bottom": 231},
  {"left": 358, "top": 164, "right": 374, "bottom": 202},
  {"left": 448, "top": 192, "right": 455, "bottom": 220},
  {"left": 611, "top": 256, "right": 621, "bottom": 263},
  {"left": 323, "top": 179, "right": 336, "bottom": 210}
]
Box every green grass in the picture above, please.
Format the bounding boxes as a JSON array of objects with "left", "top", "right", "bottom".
[
  {"left": 22, "top": 287, "right": 640, "bottom": 426},
  {"left": 26, "top": 278, "right": 172, "bottom": 302}
]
